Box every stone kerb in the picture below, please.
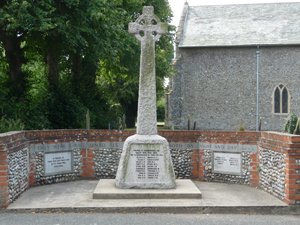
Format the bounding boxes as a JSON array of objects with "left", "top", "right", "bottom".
[{"left": 259, "top": 132, "right": 300, "bottom": 205}]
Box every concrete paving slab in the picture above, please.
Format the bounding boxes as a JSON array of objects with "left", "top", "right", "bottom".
[
  {"left": 7, "top": 179, "right": 289, "bottom": 214},
  {"left": 93, "top": 179, "right": 202, "bottom": 199},
  {"left": 198, "top": 182, "right": 286, "bottom": 206}
]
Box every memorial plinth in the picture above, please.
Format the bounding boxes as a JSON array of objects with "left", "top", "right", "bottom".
[{"left": 115, "top": 134, "right": 175, "bottom": 189}]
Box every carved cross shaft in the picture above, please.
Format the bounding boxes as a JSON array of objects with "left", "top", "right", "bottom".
[{"left": 129, "top": 6, "right": 167, "bottom": 135}]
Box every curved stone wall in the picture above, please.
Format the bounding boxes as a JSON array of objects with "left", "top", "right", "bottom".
[{"left": 1, "top": 130, "right": 299, "bottom": 207}]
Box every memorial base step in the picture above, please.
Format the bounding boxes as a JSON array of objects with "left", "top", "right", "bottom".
[{"left": 93, "top": 179, "right": 202, "bottom": 199}]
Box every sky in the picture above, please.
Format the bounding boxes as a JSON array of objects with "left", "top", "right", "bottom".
[{"left": 168, "top": 0, "right": 300, "bottom": 26}]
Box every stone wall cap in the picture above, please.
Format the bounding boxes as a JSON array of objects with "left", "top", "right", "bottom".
[
  {"left": 261, "top": 131, "right": 300, "bottom": 143},
  {"left": 0, "top": 131, "right": 23, "bottom": 138}
]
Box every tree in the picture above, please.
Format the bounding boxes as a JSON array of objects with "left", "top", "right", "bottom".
[
  {"left": 0, "top": 1, "right": 28, "bottom": 98},
  {"left": 0, "top": 0, "right": 174, "bottom": 130},
  {"left": 97, "top": 0, "right": 174, "bottom": 127}
]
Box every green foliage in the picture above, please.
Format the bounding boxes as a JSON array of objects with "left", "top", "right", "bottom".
[
  {"left": 46, "top": 88, "right": 84, "bottom": 129},
  {"left": 284, "top": 113, "right": 300, "bottom": 134},
  {"left": 238, "top": 120, "right": 245, "bottom": 132},
  {"left": 0, "top": 117, "right": 24, "bottom": 133},
  {"left": 0, "top": 45, "right": 9, "bottom": 110},
  {"left": 97, "top": 1, "right": 174, "bottom": 127},
  {"left": 157, "top": 96, "right": 165, "bottom": 122},
  {"left": 0, "top": 0, "right": 174, "bottom": 130}
]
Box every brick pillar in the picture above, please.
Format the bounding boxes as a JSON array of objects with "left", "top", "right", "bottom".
[
  {"left": 191, "top": 149, "right": 200, "bottom": 179},
  {"left": 249, "top": 152, "right": 259, "bottom": 187},
  {"left": 259, "top": 132, "right": 300, "bottom": 205},
  {"left": 29, "top": 161, "right": 36, "bottom": 186},
  {"left": 285, "top": 154, "right": 300, "bottom": 205},
  {"left": 190, "top": 149, "right": 205, "bottom": 180},
  {"left": 0, "top": 149, "right": 9, "bottom": 208},
  {"left": 81, "top": 149, "right": 95, "bottom": 178},
  {"left": 198, "top": 150, "right": 205, "bottom": 180}
]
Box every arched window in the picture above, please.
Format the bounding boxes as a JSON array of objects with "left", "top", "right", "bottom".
[{"left": 274, "top": 84, "right": 289, "bottom": 114}]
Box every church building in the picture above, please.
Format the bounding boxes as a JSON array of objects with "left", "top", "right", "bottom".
[{"left": 168, "top": 2, "right": 300, "bottom": 131}]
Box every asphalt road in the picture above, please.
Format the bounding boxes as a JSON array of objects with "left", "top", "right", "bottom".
[{"left": 0, "top": 213, "right": 299, "bottom": 225}]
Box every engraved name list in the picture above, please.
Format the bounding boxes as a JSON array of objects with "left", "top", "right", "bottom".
[{"left": 131, "top": 149, "right": 163, "bottom": 180}]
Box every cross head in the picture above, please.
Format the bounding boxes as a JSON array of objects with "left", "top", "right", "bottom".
[{"left": 129, "top": 6, "right": 168, "bottom": 42}]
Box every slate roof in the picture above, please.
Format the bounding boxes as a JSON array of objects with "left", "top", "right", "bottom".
[{"left": 179, "top": 2, "right": 300, "bottom": 47}]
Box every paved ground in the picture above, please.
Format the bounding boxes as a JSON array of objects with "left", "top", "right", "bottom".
[
  {"left": 0, "top": 213, "right": 299, "bottom": 225},
  {"left": 6, "top": 179, "right": 292, "bottom": 214}
]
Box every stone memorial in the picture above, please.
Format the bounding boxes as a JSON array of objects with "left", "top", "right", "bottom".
[
  {"left": 115, "top": 6, "right": 176, "bottom": 189},
  {"left": 213, "top": 152, "right": 242, "bottom": 175},
  {"left": 44, "top": 151, "right": 72, "bottom": 175},
  {"left": 93, "top": 6, "right": 201, "bottom": 200}
]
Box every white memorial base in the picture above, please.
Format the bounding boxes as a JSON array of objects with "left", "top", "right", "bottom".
[
  {"left": 93, "top": 179, "right": 202, "bottom": 199},
  {"left": 115, "top": 134, "right": 176, "bottom": 189}
]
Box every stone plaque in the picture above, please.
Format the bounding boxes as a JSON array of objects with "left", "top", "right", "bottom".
[
  {"left": 127, "top": 144, "right": 165, "bottom": 182},
  {"left": 213, "top": 152, "right": 241, "bottom": 175},
  {"left": 44, "top": 151, "right": 72, "bottom": 175}
]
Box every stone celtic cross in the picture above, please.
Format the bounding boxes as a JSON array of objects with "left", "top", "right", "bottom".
[
  {"left": 129, "top": 6, "right": 168, "bottom": 135},
  {"left": 115, "top": 6, "right": 175, "bottom": 189}
]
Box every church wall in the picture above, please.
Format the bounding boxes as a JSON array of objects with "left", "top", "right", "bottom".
[
  {"left": 258, "top": 46, "right": 300, "bottom": 131},
  {"left": 169, "top": 46, "right": 300, "bottom": 131}
]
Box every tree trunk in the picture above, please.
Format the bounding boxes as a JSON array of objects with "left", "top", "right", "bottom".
[
  {"left": 71, "top": 52, "right": 82, "bottom": 91},
  {"left": 122, "top": 100, "right": 138, "bottom": 128},
  {"left": 81, "top": 55, "right": 98, "bottom": 94},
  {"left": 0, "top": 30, "right": 26, "bottom": 98},
  {"left": 47, "top": 47, "right": 59, "bottom": 89}
]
